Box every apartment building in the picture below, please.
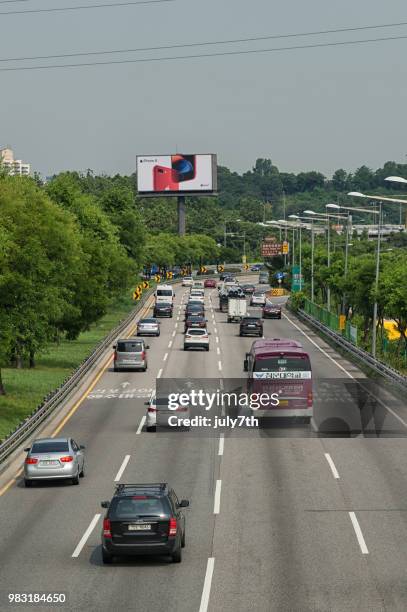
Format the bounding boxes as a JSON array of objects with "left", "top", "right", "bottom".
[{"left": 0, "top": 145, "right": 31, "bottom": 176}]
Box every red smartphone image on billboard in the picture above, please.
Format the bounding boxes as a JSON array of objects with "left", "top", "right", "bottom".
[
  {"left": 153, "top": 165, "right": 179, "bottom": 191},
  {"left": 171, "top": 155, "right": 196, "bottom": 182}
]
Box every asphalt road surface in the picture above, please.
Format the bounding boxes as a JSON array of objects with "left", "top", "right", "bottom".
[{"left": 1, "top": 280, "right": 407, "bottom": 612}]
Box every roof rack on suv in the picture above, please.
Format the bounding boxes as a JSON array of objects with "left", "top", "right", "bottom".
[{"left": 114, "top": 483, "right": 168, "bottom": 495}]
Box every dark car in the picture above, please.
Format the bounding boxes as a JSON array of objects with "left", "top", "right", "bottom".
[
  {"left": 241, "top": 284, "right": 256, "bottom": 295},
  {"left": 185, "top": 303, "right": 205, "bottom": 318},
  {"left": 184, "top": 313, "right": 207, "bottom": 332},
  {"left": 239, "top": 316, "right": 263, "bottom": 337},
  {"left": 101, "top": 483, "right": 189, "bottom": 564},
  {"left": 263, "top": 302, "right": 282, "bottom": 319},
  {"left": 153, "top": 302, "right": 173, "bottom": 318}
]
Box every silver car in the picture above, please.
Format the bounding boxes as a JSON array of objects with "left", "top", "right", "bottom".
[
  {"left": 113, "top": 338, "right": 149, "bottom": 372},
  {"left": 145, "top": 391, "right": 190, "bottom": 432},
  {"left": 137, "top": 318, "right": 160, "bottom": 336},
  {"left": 24, "top": 437, "right": 85, "bottom": 487},
  {"left": 184, "top": 328, "right": 210, "bottom": 351}
]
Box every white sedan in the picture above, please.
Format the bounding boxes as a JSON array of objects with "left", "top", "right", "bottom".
[
  {"left": 250, "top": 291, "right": 267, "bottom": 306},
  {"left": 182, "top": 276, "right": 194, "bottom": 286},
  {"left": 184, "top": 328, "right": 210, "bottom": 351},
  {"left": 145, "top": 391, "right": 190, "bottom": 432}
]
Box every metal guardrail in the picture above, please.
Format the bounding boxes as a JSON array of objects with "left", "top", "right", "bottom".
[
  {"left": 294, "top": 306, "right": 407, "bottom": 389},
  {"left": 0, "top": 272, "right": 255, "bottom": 465},
  {"left": 0, "top": 286, "right": 161, "bottom": 465}
]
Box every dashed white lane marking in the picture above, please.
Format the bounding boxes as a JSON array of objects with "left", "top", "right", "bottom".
[
  {"left": 172, "top": 330, "right": 176, "bottom": 337},
  {"left": 72, "top": 514, "right": 101, "bottom": 558},
  {"left": 218, "top": 434, "right": 224, "bottom": 456},
  {"left": 324, "top": 453, "right": 340, "bottom": 479},
  {"left": 349, "top": 512, "right": 369, "bottom": 554},
  {"left": 136, "top": 415, "right": 146, "bottom": 435},
  {"left": 199, "top": 558, "right": 215, "bottom": 612},
  {"left": 174, "top": 323, "right": 178, "bottom": 329},
  {"left": 114, "top": 455, "right": 131, "bottom": 482},
  {"left": 218, "top": 360, "right": 222, "bottom": 372},
  {"left": 157, "top": 368, "right": 163, "bottom": 378},
  {"left": 215, "top": 336, "right": 219, "bottom": 344},
  {"left": 163, "top": 352, "right": 168, "bottom": 361},
  {"left": 216, "top": 347, "right": 220, "bottom": 355},
  {"left": 168, "top": 341, "right": 172, "bottom": 348},
  {"left": 214, "top": 480, "right": 222, "bottom": 514},
  {"left": 214, "top": 327, "right": 218, "bottom": 333}
]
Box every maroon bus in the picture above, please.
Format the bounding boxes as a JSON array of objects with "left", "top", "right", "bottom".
[{"left": 244, "top": 338, "right": 313, "bottom": 422}]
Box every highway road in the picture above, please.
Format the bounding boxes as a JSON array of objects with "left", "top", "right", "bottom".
[{"left": 1, "top": 278, "right": 407, "bottom": 612}]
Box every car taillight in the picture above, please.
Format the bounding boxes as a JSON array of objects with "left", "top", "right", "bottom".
[
  {"left": 307, "top": 391, "right": 313, "bottom": 407},
  {"left": 113, "top": 351, "right": 118, "bottom": 361},
  {"left": 148, "top": 406, "right": 157, "bottom": 412},
  {"left": 202, "top": 335, "right": 208, "bottom": 339},
  {"left": 176, "top": 406, "right": 188, "bottom": 412},
  {"left": 103, "top": 518, "right": 112, "bottom": 538},
  {"left": 60, "top": 456, "right": 73, "bottom": 462},
  {"left": 141, "top": 351, "right": 146, "bottom": 359},
  {"left": 25, "top": 457, "right": 38, "bottom": 464},
  {"left": 168, "top": 518, "right": 177, "bottom": 536}
]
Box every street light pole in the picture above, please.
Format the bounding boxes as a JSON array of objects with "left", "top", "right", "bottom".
[
  {"left": 292, "top": 227, "right": 295, "bottom": 267},
  {"left": 299, "top": 225, "right": 302, "bottom": 290},
  {"left": 372, "top": 203, "right": 382, "bottom": 359},
  {"left": 311, "top": 219, "right": 315, "bottom": 302},
  {"left": 327, "top": 213, "right": 331, "bottom": 311}
]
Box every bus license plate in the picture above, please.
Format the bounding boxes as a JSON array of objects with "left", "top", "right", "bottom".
[{"left": 279, "top": 400, "right": 289, "bottom": 406}]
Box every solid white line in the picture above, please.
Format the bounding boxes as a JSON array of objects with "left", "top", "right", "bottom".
[
  {"left": 215, "top": 336, "right": 219, "bottom": 344},
  {"left": 217, "top": 347, "right": 220, "bottom": 355},
  {"left": 218, "top": 360, "right": 222, "bottom": 372},
  {"left": 283, "top": 312, "right": 407, "bottom": 428},
  {"left": 168, "top": 341, "right": 172, "bottom": 348},
  {"left": 199, "top": 557, "right": 215, "bottom": 612},
  {"left": 214, "top": 479, "right": 222, "bottom": 514},
  {"left": 136, "top": 415, "right": 146, "bottom": 435},
  {"left": 114, "top": 455, "right": 131, "bottom": 482},
  {"left": 163, "top": 352, "right": 168, "bottom": 361},
  {"left": 172, "top": 330, "right": 176, "bottom": 337},
  {"left": 349, "top": 512, "right": 369, "bottom": 554},
  {"left": 72, "top": 514, "right": 101, "bottom": 558},
  {"left": 282, "top": 312, "right": 353, "bottom": 378},
  {"left": 218, "top": 434, "right": 224, "bottom": 456},
  {"left": 157, "top": 368, "right": 163, "bottom": 378},
  {"left": 324, "top": 453, "right": 340, "bottom": 479}
]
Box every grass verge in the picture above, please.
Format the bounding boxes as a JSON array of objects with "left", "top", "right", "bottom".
[{"left": 0, "top": 292, "right": 140, "bottom": 441}]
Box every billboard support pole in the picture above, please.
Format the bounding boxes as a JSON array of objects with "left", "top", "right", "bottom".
[{"left": 178, "top": 195, "right": 186, "bottom": 236}]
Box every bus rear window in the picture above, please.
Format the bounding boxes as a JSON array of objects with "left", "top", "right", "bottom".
[
  {"left": 254, "top": 356, "right": 311, "bottom": 372},
  {"left": 157, "top": 289, "right": 173, "bottom": 296}
]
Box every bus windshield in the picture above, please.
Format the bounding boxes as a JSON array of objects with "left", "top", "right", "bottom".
[{"left": 254, "top": 355, "right": 311, "bottom": 373}]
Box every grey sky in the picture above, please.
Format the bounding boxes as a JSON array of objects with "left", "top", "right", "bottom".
[{"left": 1, "top": 0, "right": 406, "bottom": 178}]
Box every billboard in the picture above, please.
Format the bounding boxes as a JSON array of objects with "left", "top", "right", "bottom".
[{"left": 136, "top": 154, "right": 217, "bottom": 195}]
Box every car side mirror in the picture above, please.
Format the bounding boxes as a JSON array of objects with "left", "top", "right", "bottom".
[
  {"left": 144, "top": 401, "right": 149, "bottom": 406},
  {"left": 113, "top": 345, "right": 116, "bottom": 349},
  {"left": 146, "top": 345, "right": 150, "bottom": 349},
  {"left": 179, "top": 499, "right": 190, "bottom": 508},
  {"left": 101, "top": 501, "right": 110, "bottom": 508},
  {"left": 24, "top": 447, "right": 30, "bottom": 452},
  {"left": 243, "top": 359, "right": 248, "bottom": 372},
  {"left": 80, "top": 445, "right": 86, "bottom": 450}
]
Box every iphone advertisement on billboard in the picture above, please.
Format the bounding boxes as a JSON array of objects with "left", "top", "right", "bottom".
[{"left": 136, "top": 154, "right": 217, "bottom": 195}]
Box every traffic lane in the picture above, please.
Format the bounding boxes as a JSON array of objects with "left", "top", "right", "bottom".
[
  {"left": 209, "top": 435, "right": 384, "bottom": 612},
  {"left": 0, "top": 298, "right": 181, "bottom": 601},
  {"left": 58, "top": 292, "right": 223, "bottom": 611},
  {"left": 320, "top": 439, "right": 407, "bottom": 610},
  {"left": 0, "top": 288, "right": 221, "bottom": 611}
]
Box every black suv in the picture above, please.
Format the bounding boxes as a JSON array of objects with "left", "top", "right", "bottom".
[
  {"left": 153, "top": 302, "right": 173, "bottom": 318},
  {"left": 239, "top": 316, "right": 263, "bottom": 337},
  {"left": 101, "top": 483, "right": 189, "bottom": 564}
]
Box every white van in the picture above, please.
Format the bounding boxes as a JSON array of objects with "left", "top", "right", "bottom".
[{"left": 155, "top": 285, "right": 175, "bottom": 304}]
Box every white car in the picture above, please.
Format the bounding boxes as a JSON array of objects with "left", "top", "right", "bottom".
[
  {"left": 250, "top": 291, "right": 266, "bottom": 306},
  {"left": 182, "top": 276, "right": 194, "bottom": 286},
  {"left": 184, "top": 328, "right": 210, "bottom": 351},
  {"left": 145, "top": 391, "right": 190, "bottom": 432},
  {"left": 189, "top": 290, "right": 205, "bottom": 303}
]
